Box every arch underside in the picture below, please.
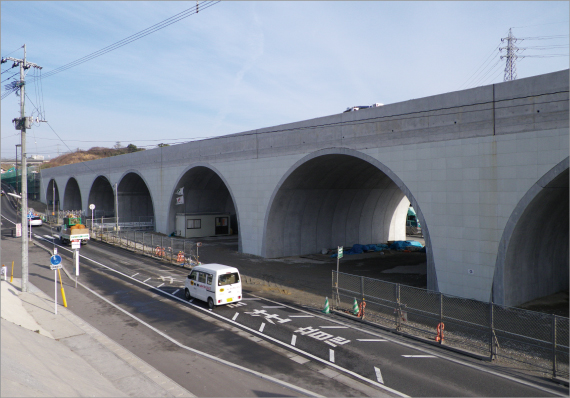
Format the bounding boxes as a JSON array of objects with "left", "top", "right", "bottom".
[
  {"left": 503, "top": 168, "right": 569, "bottom": 307},
  {"left": 46, "top": 179, "right": 60, "bottom": 209},
  {"left": 118, "top": 173, "right": 154, "bottom": 223},
  {"left": 168, "top": 166, "right": 237, "bottom": 235},
  {"left": 89, "top": 176, "right": 115, "bottom": 218},
  {"left": 265, "top": 154, "right": 409, "bottom": 258},
  {"left": 63, "top": 178, "right": 82, "bottom": 210}
]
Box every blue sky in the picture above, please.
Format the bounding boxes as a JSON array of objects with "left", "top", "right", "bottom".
[{"left": 1, "top": 1, "right": 568, "bottom": 159}]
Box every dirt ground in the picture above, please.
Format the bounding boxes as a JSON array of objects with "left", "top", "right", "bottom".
[{"left": 193, "top": 235, "right": 568, "bottom": 318}]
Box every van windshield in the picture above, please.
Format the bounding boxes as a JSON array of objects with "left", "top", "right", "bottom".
[{"left": 218, "top": 272, "right": 240, "bottom": 286}]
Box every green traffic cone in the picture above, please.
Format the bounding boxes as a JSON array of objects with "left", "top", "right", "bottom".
[
  {"left": 353, "top": 298, "right": 359, "bottom": 315},
  {"left": 323, "top": 297, "right": 330, "bottom": 314}
]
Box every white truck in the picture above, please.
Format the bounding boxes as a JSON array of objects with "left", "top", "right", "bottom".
[{"left": 58, "top": 216, "right": 90, "bottom": 245}]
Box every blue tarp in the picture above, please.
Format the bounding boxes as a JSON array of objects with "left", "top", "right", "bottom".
[
  {"left": 330, "top": 243, "right": 391, "bottom": 257},
  {"left": 389, "top": 240, "right": 424, "bottom": 251}
]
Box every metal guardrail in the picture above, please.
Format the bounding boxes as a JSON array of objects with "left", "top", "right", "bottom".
[{"left": 332, "top": 271, "right": 569, "bottom": 380}]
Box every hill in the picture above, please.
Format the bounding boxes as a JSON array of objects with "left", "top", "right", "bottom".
[{"left": 40, "top": 144, "right": 144, "bottom": 170}]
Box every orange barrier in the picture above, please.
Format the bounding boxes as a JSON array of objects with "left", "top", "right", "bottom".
[
  {"left": 435, "top": 322, "right": 445, "bottom": 343},
  {"left": 177, "top": 251, "right": 185, "bottom": 263},
  {"left": 357, "top": 298, "right": 366, "bottom": 318},
  {"left": 155, "top": 246, "right": 165, "bottom": 257}
]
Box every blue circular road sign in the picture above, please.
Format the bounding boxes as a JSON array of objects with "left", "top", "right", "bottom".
[{"left": 50, "top": 255, "right": 62, "bottom": 266}]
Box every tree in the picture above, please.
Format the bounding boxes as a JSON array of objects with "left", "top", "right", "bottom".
[
  {"left": 114, "top": 141, "right": 122, "bottom": 149},
  {"left": 158, "top": 143, "right": 170, "bottom": 147},
  {"left": 127, "top": 144, "right": 138, "bottom": 153}
]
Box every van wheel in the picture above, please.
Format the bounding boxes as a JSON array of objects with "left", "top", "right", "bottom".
[
  {"left": 185, "top": 288, "right": 191, "bottom": 300},
  {"left": 208, "top": 297, "right": 214, "bottom": 310}
]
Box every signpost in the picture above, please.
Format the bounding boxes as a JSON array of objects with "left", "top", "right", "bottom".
[
  {"left": 27, "top": 212, "right": 33, "bottom": 240},
  {"left": 197, "top": 242, "right": 202, "bottom": 264},
  {"left": 71, "top": 240, "right": 81, "bottom": 288},
  {"left": 50, "top": 253, "right": 62, "bottom": 315},
  {"left": 336, "top": 246, "right": 343, "bottom": 305},
  {"left": 89, "top": 204, "right": 95, "bottom": 232}
]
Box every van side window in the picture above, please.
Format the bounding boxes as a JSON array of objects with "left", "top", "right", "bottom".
[
  {"left": 188, "top": 271, "right": 197, "bottom": 281},
  {"left": 206, "top": 274, "right": 213, "bottom": 285},
  {"left": 198, "top": 272, "right": 206, "bottom": 284}
]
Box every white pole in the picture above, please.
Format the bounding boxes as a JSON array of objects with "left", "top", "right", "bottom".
[
  {"left": 75, "top": 249, "right": 79, "bottom": 288},
  {"left": 54, "top": 269, "right": 57, "bottom": 315}
]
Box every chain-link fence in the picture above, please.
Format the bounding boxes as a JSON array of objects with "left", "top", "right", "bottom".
[
  {"left": 85, "top": 216, "right": 154, "bottom": 231},
  {"left": 332, "top": 271, "right": 569, "bottom": 379}
]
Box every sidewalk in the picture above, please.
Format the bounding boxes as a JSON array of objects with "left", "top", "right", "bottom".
[{"left": 1, "top": 277, "right": 194, "bottom": 397}]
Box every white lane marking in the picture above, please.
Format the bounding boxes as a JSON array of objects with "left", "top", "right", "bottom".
[
  {"left": 143, "top": 278, "right": 151, "bottom": 283},
  {"left": 131, "top": 273, "right": 139, "bottom": 278},
  {"left": 374, "top": 366, "right": 384, "bottom": 384},
  {"left": 189, "top": 298, "right": 194, "bottom": 303},
  {"left": 32, "top": 235, "right": 404, "bottom": 397},
  {"left": 172, "top": 289, "right": 180, "bottom": 295},
  {"left": 329, "top": 349, "right": 335, "bottom": 363},
  {"left": 259, "top": 322, "right": 265, "bottom": 332},
  {"left": 289, "top": 315, "right": 314, "bottom": 318},
  {"left": 52, "top": 234, "right": 59, "bottom": 238},
  {"left": 157, "top": 283, "right": 165, "bottom": 288},
  {"left": 43, "top": 234, "right": 54, "bottom": 239},
  {"left": 402, "top": 355, "right": 437, "bottom": 358},
  {"left": 232, "top": 312, "right": 239, "bottom": 321},
  {"left": 262, "top": 306, "right": 285, "bottom": 308},
  {"left": 319, "top": 326, "right": 348, "bottom": 329},
  {"left": 57, "top": 270, "right": 323, "bottom": 398},
  {"left": 291, "top": 334, "right": 297, "bottom": 346},
  {"left": 18, "top": 233, "right": 570, "bottom": 398},
  {"left": 357, "top": 339, "right": 388, "bottom": 342}
]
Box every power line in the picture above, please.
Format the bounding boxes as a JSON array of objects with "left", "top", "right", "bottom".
[
  {"left": 28, "top": 1, "right": 220, "bottom": 83},
  {"left": 458, "top": 44, "right": 501, "bottom": 90}
]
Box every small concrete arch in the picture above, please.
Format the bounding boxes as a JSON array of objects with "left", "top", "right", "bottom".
[
  {"left": 88, "top": 175, "right": 115, "bottom": 218},
  {"left": 63, "top": 177, "right": 82, "bottom": 211},
  {"left": 262, "top": 147, "right": 436, "bottom": 290},
  {"left": 168, "top": 163, "right": 241, "bottom": 250},
  {"left": 493, "top": 157, "right": 569, "bottom": 307},
  {"left": 46, "top": 179, "right": 61, "bottom": 212},
  {"left": 117, "top": 170, "right": 156, "bottom": 224}
]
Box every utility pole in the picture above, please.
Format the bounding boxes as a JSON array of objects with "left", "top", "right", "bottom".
[
  {"left": 2, "top": 45, "right": 43, "bottom": 292},
  {"left": 500, "top": 28, "right": 520, "bottom": 82}
]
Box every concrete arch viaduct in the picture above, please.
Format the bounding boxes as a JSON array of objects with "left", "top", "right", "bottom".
[{"left": 40, "top": 70, "right": 569, "bottom": 307}]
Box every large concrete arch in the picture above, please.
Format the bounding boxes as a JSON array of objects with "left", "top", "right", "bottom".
[
  {"left": 167, "top": 163, "right": 240, "bottom": 248},
  {"left": 117, "top": 171, "right": 155, "bottom": 224},
  {"left": 88, "top": 175, "right": 115, "bottom": 218},
  {"left": 262, "top": 147, "right": 436, "bottom": 290},
  {"left": 63, "top": 177, "right": 82, "bottom": 211},
  {"left": 493, "top": 157, "right": 569, "bottom": 307}
]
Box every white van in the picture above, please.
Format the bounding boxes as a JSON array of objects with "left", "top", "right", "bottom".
[{"left": 184, "top": 264, "right": 242, "bottom": 309}]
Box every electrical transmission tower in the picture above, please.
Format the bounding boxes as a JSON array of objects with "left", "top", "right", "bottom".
[{"left": 500, "top": 28, "right": 521, "bottom": 81}]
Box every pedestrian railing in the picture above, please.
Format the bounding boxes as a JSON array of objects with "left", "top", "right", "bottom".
[{"left": 332, "top": 271, "right": 569, "bottom": 380}]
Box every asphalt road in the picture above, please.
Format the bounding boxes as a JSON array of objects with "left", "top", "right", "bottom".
[{"left": 1, "top": 196, "right": 568, "bottom": 397}]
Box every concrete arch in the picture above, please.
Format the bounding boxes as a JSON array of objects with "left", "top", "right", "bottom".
[
  {"left": 117, "top": 171, "right": 155, "bottom": 224},
  {"left": 493, "top": 157, "right": 569, "bottom": 307},
  {"left": 262, "top": 147, "right": 436, "bottom": 290},
  {"left": 88, "top": 175, "right": 115, "bottom": 218},
  {"left": 63, "top": 177, "right": 82, "bottom": 211},
  {"left": 167, "top": 163, "right": 241, "bottom": 250},
  {"left": 46, "top": 179, "right": 61, "bottom": 212}
]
